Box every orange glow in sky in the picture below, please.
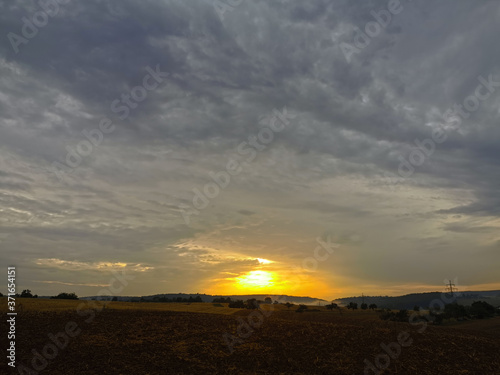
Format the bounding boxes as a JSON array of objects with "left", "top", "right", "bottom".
[{"left": 205, "top": 264, "right": 335, "bottom": 298}]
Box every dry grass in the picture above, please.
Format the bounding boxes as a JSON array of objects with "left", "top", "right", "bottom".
[
  {"left": 1, "top": 297, "right": 91, "bottom": 312},
  {"left": 0, "top": 297, "right": 242, "bottom": 315},
  {"left": 0, "top": 297, "right": 324, "bottom": 315}
]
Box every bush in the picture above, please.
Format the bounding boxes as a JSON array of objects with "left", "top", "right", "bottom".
[
  {"left": 469, "top": 301, "right": 495, "bottom": 319},
  {"left": 228, "top": 300, "right": 245, "bottom": 308},
  {"left": 379, "top": 310, "right": 393, "bottom": 321},
  {"left": 346, "top": 302, "right": 358, "bottom": 310},
  {"left": 379, "top": 309, "right": 409, "bottom": 322},
  {"left": 443, "top": 303, "right": 467, "bottom": 319},
  {"left": 284, "top": 302, "right": 294, "bottom": 310},
  {"left": 429, "top": 311, "right": 444, "bottom": 325},
  {"left": 395, "top": 309, "right": 409, "bottom": 321},
  {"left": 51, "top": 292, "right": 78, "bottom": 300},
  {"left": 246, "top": 299, "right": 259, "bottom": 309},
  {"left": 326, "top": 303, "right": 338, "bottom": 310},
  {"left": 296, "top": 304, "right": 308, "bottom": 313}
]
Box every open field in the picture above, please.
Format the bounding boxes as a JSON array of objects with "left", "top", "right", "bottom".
[
  {"left": 440, "top": 315, "right": 500, "bottom": 339},
  {"left": 2, "top": 299, "right": 499, "bottom": 374},
  {"left": 0, "top": 298, "right": 243, "bottom": 315}
]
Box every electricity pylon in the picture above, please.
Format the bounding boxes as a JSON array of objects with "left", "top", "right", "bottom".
[{"left": 445, "top": 280, "right": 458, "bottom": 296}]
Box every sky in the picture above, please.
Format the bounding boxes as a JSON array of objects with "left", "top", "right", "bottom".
[{"left": 0, "top": 0, "right": 499, "bottom": 300}]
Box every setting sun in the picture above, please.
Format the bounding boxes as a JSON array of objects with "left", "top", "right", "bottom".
[{"left": 235, "top": 270, "right": 275, "bottom": 289}]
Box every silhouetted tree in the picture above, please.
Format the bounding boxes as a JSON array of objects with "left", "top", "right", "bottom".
[
  {"left": 369, "top": 303, "right": 377, "bottom": 310},
  {"left": 264, "top": 297, "right": 273, "bottom": 304},
  {"left": 347, "top": 302, "right": 358, "bottom": 310},
  {"left": 326, "top": 303, "right": 338, "bottom": 310},
  {"left": 20, "top": 289, "right": 34, "bottom": 298},
  {"left": 361, "top": 303, "right": 368, "bottom": 310},
  {"left": 285, "top": 302, "right": 294, "bottom": 310}
]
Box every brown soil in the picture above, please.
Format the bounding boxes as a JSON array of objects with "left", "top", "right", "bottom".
[{"left": 2, "top": 308, "right": 499, "bottom": 374}]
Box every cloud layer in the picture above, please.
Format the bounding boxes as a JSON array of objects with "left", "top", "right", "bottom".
[{"left": 1, "top": 0, "right": 499, "bottom": 298}]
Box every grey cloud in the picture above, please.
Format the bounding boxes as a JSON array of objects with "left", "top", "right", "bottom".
[{"left": 1, "top": 0, "right": 499, "bottom": 297}]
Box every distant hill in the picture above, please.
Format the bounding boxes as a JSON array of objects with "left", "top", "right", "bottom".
[
  {"left": 331, "top": 290, "right": 500, "bottom": 310},
  {"left": 79, "top": 293, "right": 327, "bottom": 305},
  {"left": 76, "top": 290, "right": 500, "bottom": 309}
]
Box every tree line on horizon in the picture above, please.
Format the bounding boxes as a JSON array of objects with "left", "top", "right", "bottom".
[
  {"left": 379, "top": 300, "right": 499, "bottom": 323},
  {"left": 143, "top": 295, "right": 203, "bottom": 303},
  {"left": 0, "top": 289, "right": 78, "bottom": 300},
  {"left": 0, "top": 289, "right": 39, "bottom": 298}
]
